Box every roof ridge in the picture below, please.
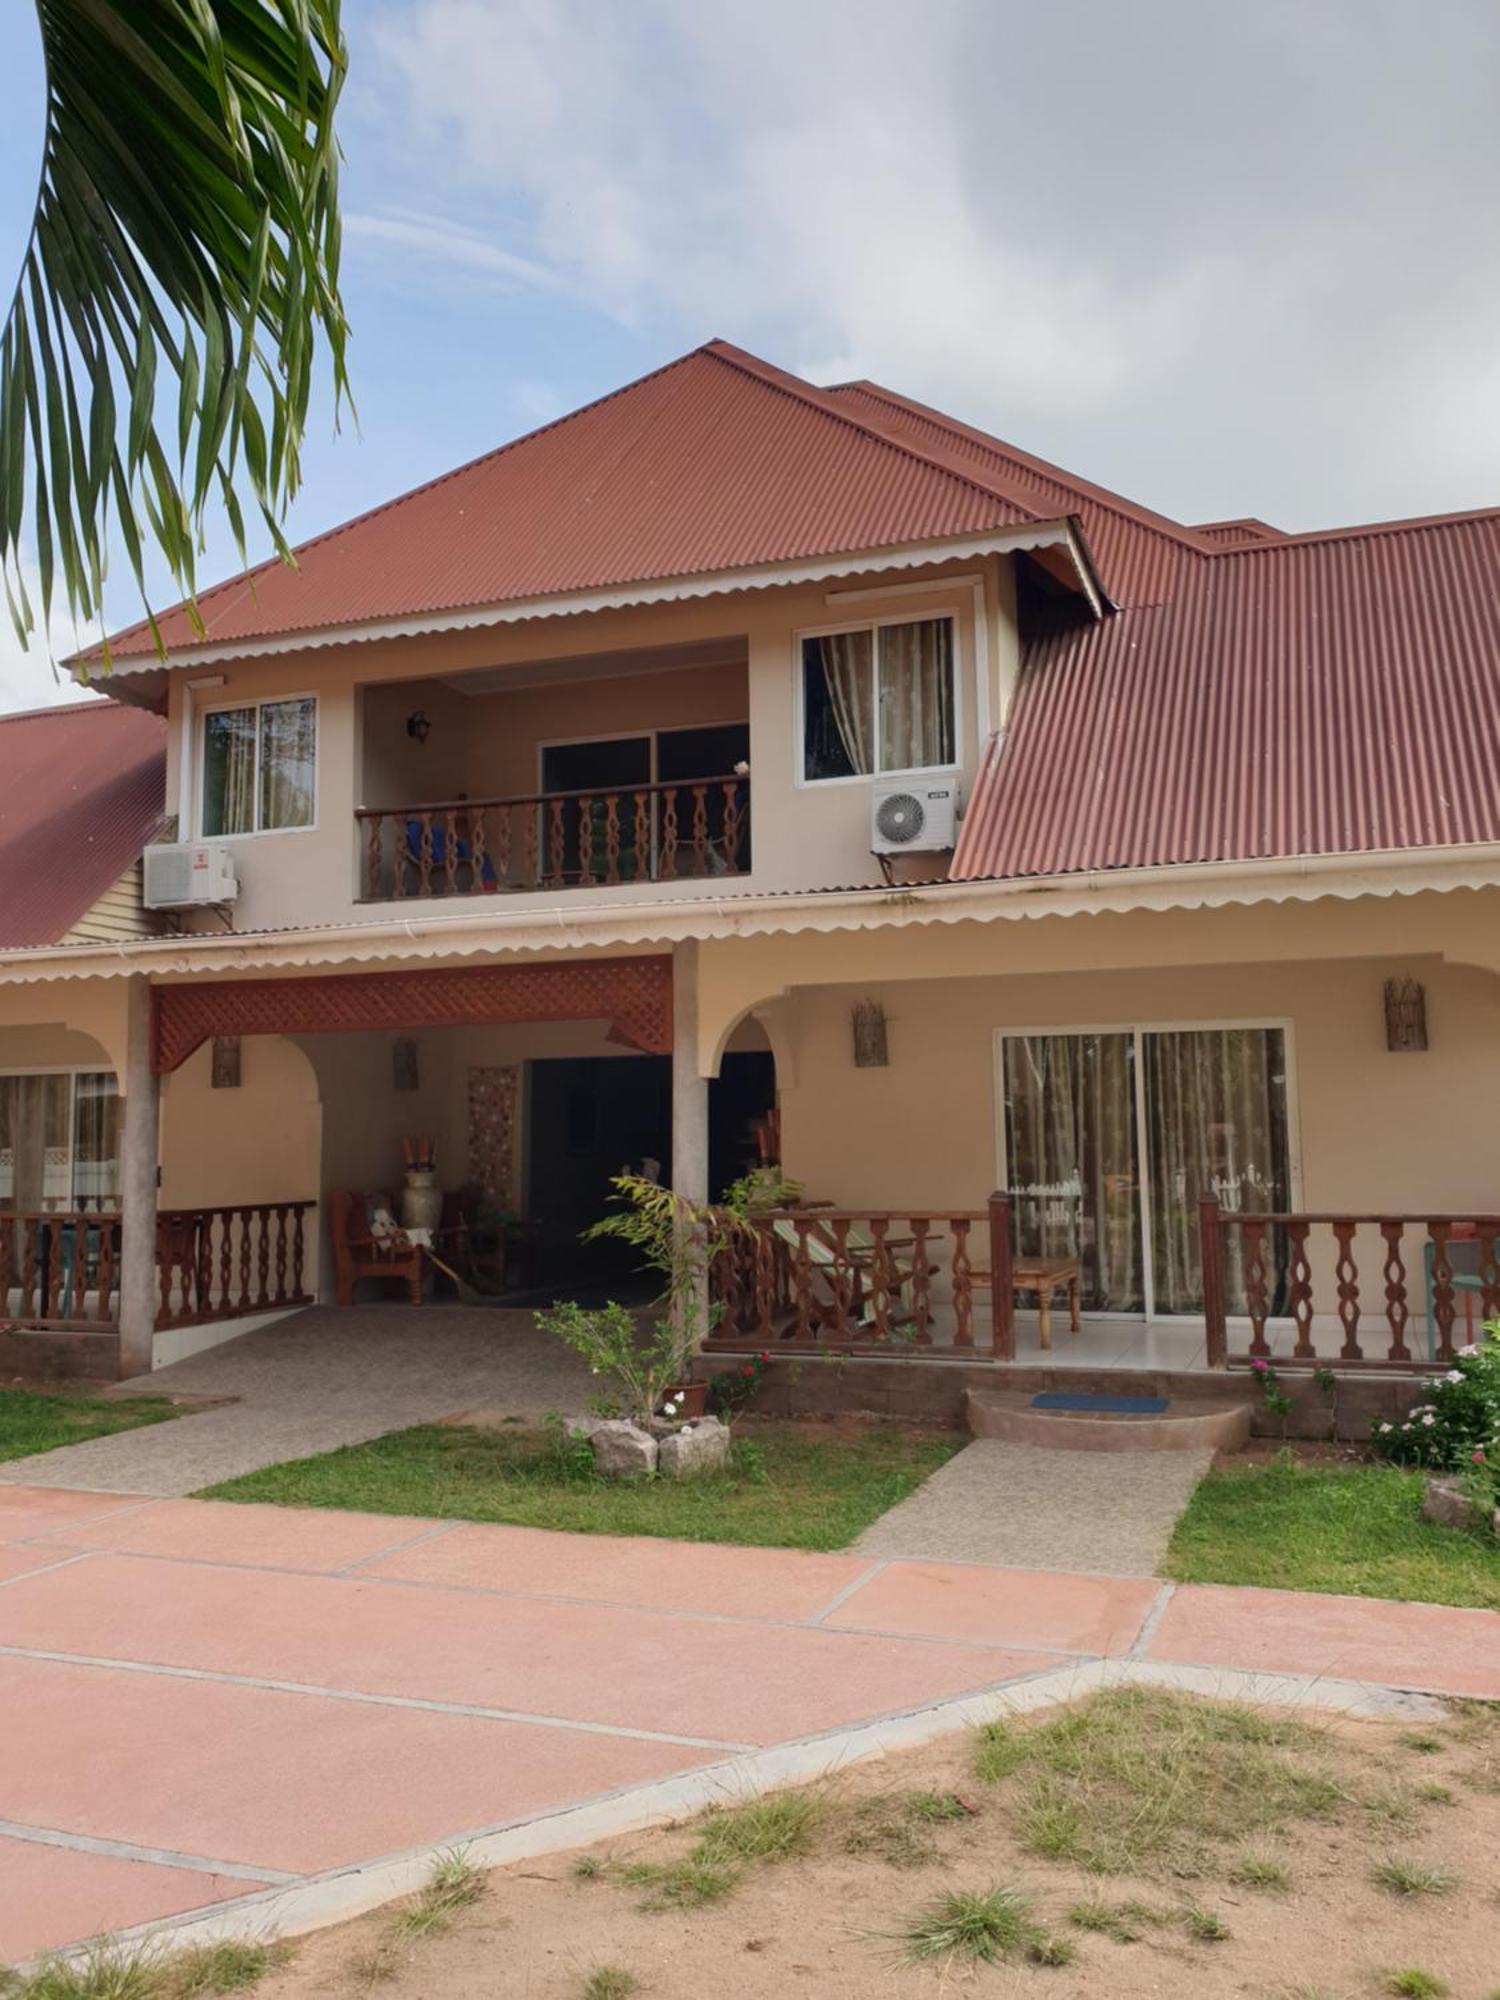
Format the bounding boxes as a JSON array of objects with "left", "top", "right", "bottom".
[
  {"left": 703, "top": 340, "right": 1055, "bottom": 526},
  {"left": 1213, "top": 502, "right": 1500, "bottom": 554},
  {"left": 825, "top": 378, "right": 1215, "bottom": 555},
  {"left": 0, "top": 698, "right": 146, "bottom": 725},
  {"left": 96, "top": 342, "right": 727, "bottom": 657}
]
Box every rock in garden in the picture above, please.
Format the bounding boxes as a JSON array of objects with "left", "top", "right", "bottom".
[
  {"left": 657, "top": 1415, "right": 732, "bottom": 1480},
  {"left": 1421, "top": 1474, "right": 1480, "bottom": 1530},
  {"left": 589, "top": 1419, "right": 658, "bottom": 1480}
]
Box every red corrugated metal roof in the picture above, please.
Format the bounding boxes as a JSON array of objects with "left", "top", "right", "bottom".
[
  {"left": 952, "top": 509, "right": 1500, "bottom": 880},
  {"left": 101, "top": 341, "right": 1052, "bottom": 661},
  {"left": 0, "top": 703, "right": 165, "bottom": 946},
  {"left": 1191, "top": 517, "right": 1289, "bottom": 547}
]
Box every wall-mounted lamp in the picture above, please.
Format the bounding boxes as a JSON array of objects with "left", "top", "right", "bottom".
[
  {"left": 852, "top": 999, "right": 889, "bottom": 1068},
  {"left": 1384, "top": 977, "right": 1428, "bottom": 1052},
  {"left": 406, "top": 709, "right": 431, "bottom": 744}
]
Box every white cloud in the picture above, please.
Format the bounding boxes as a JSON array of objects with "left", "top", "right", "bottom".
[
  {"left": 0, "top": 560, "right": 104, "bottom": 715},
  {"left": 360, "top": 0, "right": 1500, "bottom": 530}
]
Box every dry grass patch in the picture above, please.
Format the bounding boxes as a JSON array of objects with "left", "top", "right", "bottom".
[
  {"left": 389, "top": 1850, "right": 485, "bottom": 1940},
  {"left": 897, "top": 1885, "right": 1072, "bottom": 1969},
  {"left": 974, "top": 1686, "right": 1344, "bottom": 1877},
  {"left": 7, "top": 1941, "right": 286, "bottom": 2000}
]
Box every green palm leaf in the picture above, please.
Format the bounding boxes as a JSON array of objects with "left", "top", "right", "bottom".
[{"left": 0, "top": 0, "right": 350, "bottom": 662}]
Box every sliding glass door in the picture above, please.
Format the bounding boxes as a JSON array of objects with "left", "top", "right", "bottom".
[{"left": 1000, "top": 1025, "right": 1293, "bottom": 1318}]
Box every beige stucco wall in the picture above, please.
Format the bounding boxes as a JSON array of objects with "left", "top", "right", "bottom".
[{"left": 161, "top": 556, "right": 1009, "bottom": 933}]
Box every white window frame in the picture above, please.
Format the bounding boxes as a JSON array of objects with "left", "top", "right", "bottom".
[
  {"left": 991, "top": 1017, "right": 1303, "bottom": 1324},
  {"left": 793, "top": 609, "right": 963, "bottom": 789},
  {"left": 197, "top": 691, "right": 319, "bottom": 839},
  {"left": 0, "top": 1065, "right": 122, "bottom": 1212}
]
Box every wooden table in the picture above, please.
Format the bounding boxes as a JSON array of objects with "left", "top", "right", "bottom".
[{"left": 1012, "top": 1256, "right": 1082, "bottom": 1350}]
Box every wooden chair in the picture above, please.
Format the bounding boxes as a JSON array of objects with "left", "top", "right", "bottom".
[{"left": 329, "top": 1189, "right": 423, "bottom": 1308}]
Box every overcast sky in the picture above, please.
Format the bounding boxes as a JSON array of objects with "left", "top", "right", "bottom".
[{"left": 2, "top": 0, "right": 1497, "bottom": 710}]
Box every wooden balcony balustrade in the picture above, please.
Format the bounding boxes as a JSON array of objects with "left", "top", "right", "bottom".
[
  {"left": 155, "top": 1203, "right": 317, "bottom": 1329},
  {"left": 0, "top": 1203, "right": 316, "bottom": 1334},
  {"left": 709, "top": 1196, "right": 1017, "bottom": 1358},
  {"left": 1199, "top": 1199, "right": 1500, "bottom": 1368},
  {"left": 356, "top": 775, "right": 751, "bottom": 902}
]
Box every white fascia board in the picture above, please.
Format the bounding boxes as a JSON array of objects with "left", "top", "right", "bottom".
[{"left": 82, "top": 525, "right": 1085, "bottom": 679}]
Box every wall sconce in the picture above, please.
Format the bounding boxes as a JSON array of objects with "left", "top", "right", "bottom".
[
  {"left": 1384, "top": 977, "right": 1428, "bottom": 1052},
  {"left": 852, "top": 999, "right": 889, "bottom": 1068},
  {"left": 406, "top": 710, "right": 431, "bottom": 743}
]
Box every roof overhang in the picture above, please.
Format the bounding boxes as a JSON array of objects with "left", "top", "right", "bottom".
[
  {"left": 2, "top": 841, "right": 1498, "bottom": 988},
  {"left": 71, "top": 520, "right": 1103, "bottom": 694}
]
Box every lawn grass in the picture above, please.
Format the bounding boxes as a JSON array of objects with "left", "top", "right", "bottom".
[
  {"left": 1162, "top": 1458, "right": 1500, "bottom": 1611},
  {"left": 0, "top": 1387, "right": 179, "bottom": 1465},
  {"left": 197, "top": 1420, "right": 959, "bottom": 1551}
]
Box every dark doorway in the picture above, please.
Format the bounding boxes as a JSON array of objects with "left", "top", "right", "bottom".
[{"left": 523, "top": 1048, "right": 777, "bottom": 1291}]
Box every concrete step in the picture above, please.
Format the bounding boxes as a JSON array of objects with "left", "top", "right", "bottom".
[{"left": 965, "top": 1387, "right": 1253, "bottom": 1454}]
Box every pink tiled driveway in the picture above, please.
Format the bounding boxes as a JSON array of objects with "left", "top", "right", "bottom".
[{"left": 2, "top": 1484, "right": 1496, "bottom": 1965}]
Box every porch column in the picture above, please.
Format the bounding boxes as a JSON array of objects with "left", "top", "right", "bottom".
[
  {"left": 117, "top": 975, "right": 160, "bottom": 1379},
  {"left": 671, "top": 941, "right": 710, "bottom": 1352},
  {"left": 671, "top": 940, "right": 709, "bottom": 1205}
]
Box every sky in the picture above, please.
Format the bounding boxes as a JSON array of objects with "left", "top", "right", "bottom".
[{"left": 1, "top": 0, "right": 1498, "bottom": 711}]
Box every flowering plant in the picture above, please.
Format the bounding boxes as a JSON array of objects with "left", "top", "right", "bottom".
[
  {"left": 708, "top": 1349, "right": 772, "bottom": 1419},
  {"left": 1370, "top": 1324, "right": 1500, "bottom": 1482}
]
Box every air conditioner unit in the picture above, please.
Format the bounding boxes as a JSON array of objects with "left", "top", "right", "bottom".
[
  {"left": 870, "top": 782, "right": 960, "bottom": 855},
  {"left": 143, "top": 842, "right": 240, "bottom": 910}
]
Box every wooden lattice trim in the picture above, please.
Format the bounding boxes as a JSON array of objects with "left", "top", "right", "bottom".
[{"left": 152, "top": 956, "right": 673, "bottom": 1073}]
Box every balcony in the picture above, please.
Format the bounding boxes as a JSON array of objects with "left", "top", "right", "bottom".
[{"left": 356, "top": 774, "right": 751, "bottom": 901}]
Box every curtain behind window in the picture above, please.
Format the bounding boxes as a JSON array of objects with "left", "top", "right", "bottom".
[
  {"left": 72, "top": 1074, "right": 120, "bottom": 1209},
  {"left": 1003, "top": 1033, "right": 1142, "bottom": 1312},
  {"left": 1145, "top": 1028, "right": 1290, "bottom": 1314},
  {"left": 259, "top": 698, "right": 316, "bottom": 829},
  {"left": 803, "top": 631, "right": 873, "bottom": 777},
  {"left": 878, "top": 618, "right": 954, "bottom": 771},
  {"left": 202, "top": 708, "right": 256, "bottom": 835},
  {"left": 0, "top": 1075, "right": 73, "bottom": 1210}
]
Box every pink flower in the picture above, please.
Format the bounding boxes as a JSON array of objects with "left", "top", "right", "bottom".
[
  {"left": 1251, "top": 1358, "right": 1269, "bottom": 1374},
  {"left": 1474, "top": 1448, "right": 1488, "bottom": 1464}
]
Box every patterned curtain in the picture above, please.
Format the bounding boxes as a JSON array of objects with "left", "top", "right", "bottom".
[
  {"left": 878, "top": 618, "right": 954, "bottom": 771},
  {"left": 807, "top": 631, "right": 873, "bottom": 774},
  {"left": 202, "top": 708, "right": 257, "bottom": 835},
  {"left": 258, "top": 697, "right": 316, "bottom": 830}
]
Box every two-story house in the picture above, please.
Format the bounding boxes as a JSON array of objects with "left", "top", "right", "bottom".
[{"left": 2, "top": 338, "right": 1499, "bottom": 1401}]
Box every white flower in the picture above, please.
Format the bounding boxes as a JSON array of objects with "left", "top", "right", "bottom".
[
  {"left": 1458, "top": 1344, "right": 1479, "bottom": 1358},
  {"left": 1421, "top": 1413, "right": 1436, "bottom": 1426},
  {"left": 1379, "top": 1422, "right": 1393, "bottom": 1434},
  {"left": 1444, "top": 1370, "right": 1464, "bottom": 1384}
]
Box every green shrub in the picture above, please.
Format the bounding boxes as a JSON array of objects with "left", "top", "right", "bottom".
[{"left": 1370, "top": 1325, "right": 1500, "bottom": 1494}]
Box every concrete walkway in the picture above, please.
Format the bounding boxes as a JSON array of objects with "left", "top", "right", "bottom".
[
  {"left": 855, "top": 1438, "right": 1213, "bottom": 1574},
  {"left": 0, "top": 1307, "right": 594, "bottom": 1496},
  {"left": 3, "top": 1480, "right": 1498, "bottom": 1965}
]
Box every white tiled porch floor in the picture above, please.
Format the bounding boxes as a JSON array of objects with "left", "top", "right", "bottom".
[{"left": 942, "top": 1309, "right": 1439, "bottom": 1370}]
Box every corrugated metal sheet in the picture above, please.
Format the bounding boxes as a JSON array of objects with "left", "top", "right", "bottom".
[
  {"left": 0, "top": 704, "right": 165, "bottom": 947},
  {"left": 103, "top": 343, "right": 1044, "bottom": 661},
  {"left": 952, "top": 511, "right": 1500, "bottom": 879},
  {"left": 1192, "top": 517, "right": 1289, "bottom": 547},
  {"left": 826, "top": 381, "right": 1204, "bottom": 607}
]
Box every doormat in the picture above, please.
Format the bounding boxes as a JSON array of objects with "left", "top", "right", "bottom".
[{"left": 1030, "top": 1391, "right": 1169, "bottom": 1415}]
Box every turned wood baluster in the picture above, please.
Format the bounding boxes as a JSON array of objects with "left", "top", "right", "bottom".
[
  {"left": 660, "top": 788, "right": 679, "bottom": 880},
  {"left": 156, "top": 1219, "right": 172, "bottom": 1325},
  {"left": 1477, "top": 1220, "right": 1500, "bottom": 1322},
  {"left": 577, "top": 798, "right": 595, "bottom": 887},
  {"left": 218, "top": 1214, "right": 233, "bottom": 1317},
  {"left": 752, "top": 1225, "right": 776, "bottom": 1343},
  {"left": 547, "top": 798, "right": 566, "bottom": 886},
  {"left": 720, "top": 782, "right": 740, "bottom": 873},
  {"left": 951, "top": 1217, "right": 974, "bottom": 1348},
  {"left": 604, "top": 794, "right": 622, "bottom": 884},
  {"left": 690, "top": 785, "right": 708, "bottom": 874},
  {"left": 521, "top": 801, "right": 539, "bottom": 888},
  {"left": 443, "top": 811, "right": 459, "bottom": 896},
  {"left": 291, "top": 1207, "right": 307, "bottom": 1301},
  {"left": 469, "top": 808, "right": 488, "bottom": 893},
  {"left": 826, "top": 1218, "right": 854, "bottom": 1341},
  {"left": 274, "top": 1205, "right": 289, "bottom": 1304},
  {"left": 365, "top": 814, "right": 384, "bottom": 899},
  {"left": 194, "top": 1212, "right": 212, "bottom": 1321},
  {"left": 1428, "top": 1221, "right": 1456, "bottom": 1361},
  {"left": 490, "top": 803, "right": 509, "bottom": 889},
  {"left": 908, "top": 1218, "right": 932, "bottom": 1340},
  {"left": 417, "top": 813, "right": 435, "bottom": 896},
  {"left": 237, "top": 1209, "right": 253, "bottom": 1314},
  {"left": 45, "top": 1221, "right": 64, "bottom": 1322},
  {"left": 1286, "top": 1218, "right": 1315, "bottom": 1358},
  {"left": 391, "top": 811, "right": 406, "bottom": 900},
  {"left": 1332, "top": 1218, "right": 1363, "bottom": 1360},
  {"left": 94, "top": 1217, "right": 117, "bottom": 1323},
  {"left": 256, "top": 1209, "right": 271, "bottom": 1311},
  {"left": 1243, "top": 1218, "right": 1271, "bottom": 1358},
  {"left": 633, "top": 792, "right": 651, "bottom": 881},
  {"left": 866, "top": 1218, "right": 895, "bottom": 1343},
  {"left": 791, "top": 1217, "right": 815, "bottom": 1342},
  {"left": 0, "top": 1221, "right": 12, "bottom": 1321},
  {"left": 1379, "top": 1219, "right": 1412, "bottom": 1363}
]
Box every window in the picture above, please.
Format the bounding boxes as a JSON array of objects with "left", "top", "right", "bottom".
[
  {"left": 0, "top": 1071, "right": 120, "bottom": 1212},
  {"left": 202, "top": 696, "right": 316, "bottom": 834},
  {"left": 801, "top": 615, "right": 955, "bottom": 781}
]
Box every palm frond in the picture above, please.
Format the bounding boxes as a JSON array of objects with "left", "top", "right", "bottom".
[{"left": 0, "top": 0, "right": 350, "bottom": 662}]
